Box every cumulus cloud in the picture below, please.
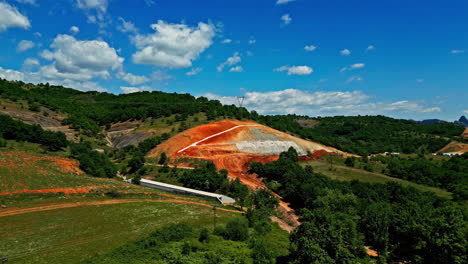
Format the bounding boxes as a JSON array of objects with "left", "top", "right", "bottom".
[
  {"left": 186, "top": 67, "right": 202, "bottom": 76},
  {"left": 0, "top": 2, "right": 31, "bottom": 32},
  {"left": 281, "top": 14, "right": 292, "bottom": 25},
  {"left": 275, "top": 65, "right": 313, "bottom": 76},
  {"left": 248, "top": 39, "right": 256, "bottom": 44},
  {"left": 229, "top": 66, "right": 243, "bottom": 72},
  {"left": 117, "top": 17, "right": 138, "bottom": 34},
  {"left": 340, "top": 49, "right": 351, "bottom": 56},
  {"left": 17, "top": 40, "right": 35, "bottom": 52},
  {"left": 205, "top": 89, "right": 440, "bottom": 116},
  {"left": 304, "top": 45, "right": 317, "bottom": 52},
  {"left": 0, "top": 66, "right": 106, "bottom": 92},
  {"left": 70, "top": 26, "right": 80, "bottom": 34},
  {"left": 120, "top": 86, "right": 152, "bottom": 94},
  {"left": 132, "top": 20, "right": 216, "bottom": 68},
  {"left": 276, "top": 0, "right": 295, "bottom": 4},
  {"left": 39, "top": 34, "right": 123, "bottom": 81},
  {"left": 117, "top": 72, "right": 150, "bottom": 85},
  {"left": 450, "top": 50, "right": 465, "bottom": 54},
  {"left": 366, "top": 45, "right": 375, "bottom": 51},
  {"left": 22, "top": 58, "right": 40, "bottom": 69},
  {"left": 222, "top": 39, "right": 232, "bottom": 44},
  {"left": 217, "top": 52, "right": 241, "bottom": 72}
]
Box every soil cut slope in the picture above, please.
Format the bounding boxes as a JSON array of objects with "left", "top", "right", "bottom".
[{"left": 148, "top": 120, "right": 352, "bottom": 189}]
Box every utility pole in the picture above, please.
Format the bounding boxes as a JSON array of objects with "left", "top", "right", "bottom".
[{"left": 236, "top": 96, "right": 245, "bottom": 120}]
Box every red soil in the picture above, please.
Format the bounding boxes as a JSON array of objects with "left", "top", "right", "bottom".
[
  {"left": 0, "top": 151, "right": 83, "bottom": 175},
  {"left": 0, "top": 199, "right": 243, "bottom": 218},
  {"left": 0, "top": 185, "right": 106, "bottom": 196},
  {"left": 147, "top": 120, "right": 353, "bottom": 229}
]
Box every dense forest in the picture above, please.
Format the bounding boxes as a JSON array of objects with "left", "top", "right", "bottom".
[
  {"left": 249, "top": 148, "right": 467, "bottom": 264},
  {"left": 260, "top": 115, "right": 464, "bottom": 155},
  {"left": 1, "top": 79, "right": 464, "bottom": 156}
]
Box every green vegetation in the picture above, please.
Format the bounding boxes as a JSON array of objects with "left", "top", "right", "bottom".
[
  {"left": 299, "top": 159, "right": 452, "bottom": 199},
  {"left": 0, "top": 114, "right": 67, "bottom": 151},
  {"left": 260, "top": 115, "right": 464, "bottom": 155},
  {"left": 0, "top": 199, "right": 240, "bottom": 264},
  {"left": 250, "top": 148, "right": 467, "bottom": 263},
  {"left": 70, "top": 142, "right": 117, "bottom": 178},
  {"left": 369, "top": 154, "right": 468, "bottom": 200},
  {"left": 0, "top": 79, "right": 256, "bottom": 137}
]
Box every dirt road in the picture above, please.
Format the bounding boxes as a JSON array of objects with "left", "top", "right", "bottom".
[{"left": 0, "top": 199, "right": 243, "bottom": 218}]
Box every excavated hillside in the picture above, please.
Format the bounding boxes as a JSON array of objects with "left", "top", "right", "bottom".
[
  {"left": 0, "top": 103, "right": 78, "bottom": 142},
  {"left": 106, "top": 121, "right": 152, "bottom": 149},
  {"left": 148, "top": 120, "right": 352, "bottom": 189}
]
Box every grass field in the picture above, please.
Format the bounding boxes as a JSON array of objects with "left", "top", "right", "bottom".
[
  {"left": 300, "top": 160, "right": 452, "bottom": 199},
  {"left": 0, "top": 198, "right": 237, "bottom": 264}
]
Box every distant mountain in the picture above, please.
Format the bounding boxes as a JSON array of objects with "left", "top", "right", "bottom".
[
  {"left": 415, "top": 119, "right": 447, "bottom": 125},
  {"left": 455, "top": 116, "right": 468, "bottom": 127},
  {"left": 410, "top": 116, "right": 468, "bottom": 127}
]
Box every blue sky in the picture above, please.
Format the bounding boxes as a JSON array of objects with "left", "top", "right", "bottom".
[{"left": 0, "top": 0, "right": 467, "bottom": 120}]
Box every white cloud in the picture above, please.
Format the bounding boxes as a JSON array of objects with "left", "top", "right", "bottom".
[
  {"left": 117, "top": 17, "right": 138, "bottom": 34},
  {"left": 0, "top": 66, "right": 106, "bottom": 92},
  {"left": 340, "top": 49, "right": 351, "bottom": 56},
  {"left": 229, "top": 66, "right": 243, "bottom": 72},
  {"left": 351, "top": 63, "right": 365, "bottom": 69},
  {"left": 416, "top": 79, "right": 424, "bottom": 83},
  {"left": 76, "top": 0, "right": 108, "bottom": 25},
  {"left": 205, "top": 89, "right": 440, "bottom": 116},
  {"left": 222, "top": 39, "right": 232, "bottom": 44},
  {"left": 275, "top": 65, "right": 313, "bottom": 76},
  {"left": 464, "top": 110, "right": 468, "bottom": 114},
  {"left": 248, "top": 39, "right": 256, "bottom": 45},
  {"left": 217, "top": 52, "right": 241, "bottom": 72},
  {"left": 117, "top": 72, "right": 150, "bottom": 85},
  {"left": 276, "top": 0, "right": 295, "bottom": 4},
  {"left": 450, "top": 50, "right": 465, "bottom": 54},
  {"left": 120, "top": 86, "right": 152, "bottom": 94},
  {"left": 17, "top": 40, "right": 35, "bottom": 52},
  {"left": 341, "top": 63, "right": 365, "bottom": 72},
  {"left": 132, "top": 20, "right": 215, "bottom": 68},
  {"left": 22, "top": 58, "right": 40, "bottom": 69},
  {"left": 281, "top": 14, "right": 292, "bottom": 25},
  {"left": 39, "top": 34, "right": 123, "bottom": 81},
  {"left": 186, "top": 67, "right": 202, "bottom": 76},
  {"left": 76, "top": 0, "right": 107, "bottom": 12},
  {"left": 346, "top": 76, "right": 363, "bottom": 83},
  {"left": 304, "top": 45, "right": 317, "bottom": 52},
  {"left": 0, "top": 2, "right": 31, "bottom": 32},
  {"left": 366, "top": 45, "right": 375, "bottom": 51},
  {"left": 70, "top": 26, "right": 80, "bottom": 34}
]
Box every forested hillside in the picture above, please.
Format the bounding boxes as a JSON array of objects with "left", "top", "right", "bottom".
[{"left": 260, "top": 115, "right": 464, "bottom": 155}]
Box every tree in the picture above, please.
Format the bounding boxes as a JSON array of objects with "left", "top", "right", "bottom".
[
  {"left": 223, "top": 218, "right": 249, "bottom": 241},
  {"left": 158, "top": 152, "right": 167, "bottom": 165}
]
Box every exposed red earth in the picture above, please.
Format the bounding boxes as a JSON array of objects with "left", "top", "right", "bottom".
[
  {"left": 0, "top": 151, "right": 84, "bottom": 175},
  {"left": 148, "top": 120, "right": 354, "bottom": 227}
]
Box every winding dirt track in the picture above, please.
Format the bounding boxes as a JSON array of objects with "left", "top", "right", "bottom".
[{"left": 0, "top": 199, "right": 243, "bottom": 218}]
